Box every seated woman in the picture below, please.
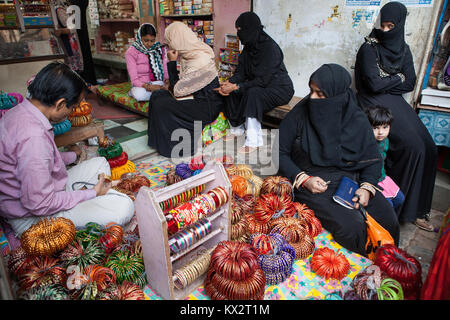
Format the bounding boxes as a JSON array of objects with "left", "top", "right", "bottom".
[
  {"left": 0, "top": 62, "right": 134, "bottom": 237},
  {"left": 216, "top": 11, "right": 294, "bottom": 154},
  {"left": 147, "top": 21, "right": 224, "bottom": 158},
  {"left": 354, "top": 2, "right": 437, "bottom": 231},
  {"left": 125, "top": 23, "right": 168, "bottom": 101},
  {"left": 278, "top": 63, "right": 399, "bottom": 256}
]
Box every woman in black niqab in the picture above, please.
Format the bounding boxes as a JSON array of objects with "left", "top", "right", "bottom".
[
  {"left": 216, "top": 11, "right": 294, "bottom": 154},
  {"left": 277, "top": 63, "right": 399, "bottom": 257},
  {"left": 354, "top": 1, "right": 438, "bottom": 231}
]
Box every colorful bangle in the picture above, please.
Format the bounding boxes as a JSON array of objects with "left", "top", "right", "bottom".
[{"left": 302, "top": 176, "right": 312, "bottom": 188}]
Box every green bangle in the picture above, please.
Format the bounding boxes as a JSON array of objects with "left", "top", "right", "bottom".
[{"left": 98, "top": 141, "right": 123, "bottom": 159}]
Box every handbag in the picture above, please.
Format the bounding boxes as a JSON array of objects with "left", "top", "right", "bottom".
[{"left": 333, "top": 176, "right": 394, "bottom": 260}]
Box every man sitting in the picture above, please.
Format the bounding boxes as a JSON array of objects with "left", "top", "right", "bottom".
[{"left": 0, "top": 62, "right": 134, "bottom": 237}]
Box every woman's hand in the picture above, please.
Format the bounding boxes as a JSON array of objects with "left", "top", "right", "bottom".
[
  {"left": 167, "top": 50, "right": 178, "bottom": 61},
  {"left": 94, "top": 173, "right": 111, "bottom": 197},
  {"left": 214, "top": 81, "right": 238, "bottom": 96},
  {"left": 304, "top": 176, "right": 329, "bottom": 194},
  {"left": 352, "top": 188, "right": 371, "bottom": 209}
]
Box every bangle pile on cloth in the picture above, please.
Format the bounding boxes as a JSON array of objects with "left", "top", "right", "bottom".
[{"left": 97, "top": 135, "right": 135, "bottom": 180}]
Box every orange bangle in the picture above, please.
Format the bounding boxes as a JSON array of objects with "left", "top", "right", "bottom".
[{"left": 302, "top": 176, "right": 312, "bottom": 188}]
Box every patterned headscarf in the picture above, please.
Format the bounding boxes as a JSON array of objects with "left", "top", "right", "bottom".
[{"left": 132, "top": 23, "right": 165, "bottom": 81}]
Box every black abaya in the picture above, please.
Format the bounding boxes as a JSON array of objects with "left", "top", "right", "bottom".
[
  {"left": 147, "top": 61, "right": 223, "bottom": 158},
  {"left": 355, "top": 42, "right": 438, "bottom": 223},
  {"left": 70, "top": 0, "right": 96, "bottom": 84},
  {"left": 277, "top": 98, "right": 399, "bottom": 256},
  {"left": 224, "top": 13, "right": 294, "bottom": 127}
]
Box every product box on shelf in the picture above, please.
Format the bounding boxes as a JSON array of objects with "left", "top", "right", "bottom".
[
  {"left": 135, "top": 160, "right": 231, "bottom": 300},
  {"left": 23, "top": 16, "right": 53, "bottom": 26}
]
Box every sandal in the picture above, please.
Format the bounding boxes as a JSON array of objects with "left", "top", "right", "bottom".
[
  {"left": 238, "top": 146, "right": 258, "bottom": 154},
  {"left": 414, "top": 218, "right": 434, "bottom": 232}
]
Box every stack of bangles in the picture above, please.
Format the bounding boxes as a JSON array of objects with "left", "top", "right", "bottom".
[
  {"left": 166, "top": 186, "right": 229, "bottom": 234},
  {"left": 293, "top": 171, "right": 311, "bottom": 189},
  {"left": 159, "top": 184, "right": 206, "bottom": 213},
  {"left": 168, "top": 219, "right": 212, "bottom": 254},
  {"left": 359, "top": 182, "right": 380, "bottom": 197}
]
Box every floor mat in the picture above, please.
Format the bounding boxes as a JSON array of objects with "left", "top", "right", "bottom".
[{"left": 142, "top": 229, "right": 372, "bottom": 300}]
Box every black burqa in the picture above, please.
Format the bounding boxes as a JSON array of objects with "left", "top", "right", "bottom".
[
  {"left": 354, "top": 1, "right": 438, "bottom": 223},
  {"left": 70, "top": 0, "right": 96, "bottom": 84},
  {"left": 224, "top": 12, "right": 294, "bottom": 127},
  {"left": 277, "top": 64, "right": 399, "bottom": 256}
]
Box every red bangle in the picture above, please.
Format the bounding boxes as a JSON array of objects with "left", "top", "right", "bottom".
[{"left": 302, "top": 176, "right": 312, "bottom": 188}]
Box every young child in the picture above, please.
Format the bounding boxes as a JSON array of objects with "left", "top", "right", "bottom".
[{"left": 365, "top": 105, "right": 405, "bottom": 213}]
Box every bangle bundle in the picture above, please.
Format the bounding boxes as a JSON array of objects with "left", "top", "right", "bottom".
[
  {"left": 231, "top": 197, "right": 244, "bottom": 225},
  {"left": 374, "top": 244, "right": 422, "bottom": 300},
  {"left": 254, "top": 234, "right": 296, "bottom": 285},
  {"left": 231, "top": 218, "right": 247, "bottom": 240},
  {"left": 69, "top": 113, "right": 93, "bottom": 127},
  {"left": 159, "top": 184, "right": 205, "bottom": 212},
  {"left": 310, "top": 247, "right": 351, "bottom": 281},
  {"left": 105, "top": 250, "right": 145, "bottom": 284},
  {"left": 99, "top": 223, "right": 124, "bottom": 254},
  {"left": 107, "top": 151, "right": 129, "bottom": 169},
  {"left": 244, "top": 213, "right": 272, "bottom": 235},
  {"left": 83, "top": 264, "right": 116, "bottom": 291},
  {"left": 117, "top": 281, "right": 146, "bottom": 300},
  {"left": 293, "top": 202, "right": 323, "bottom": 238},
  {"left": 245, "top": 174, "right": 263, "bottom": 197},
  {"left": 168, "top": 219, "right": 212, "bottom": 254},
  {"left": 52, "top": 119, "right": 72, "bottom": 136},
  {"left": 204, "top": 241, "right": 265, "bottom": 300},
  {"left": 116, "top": 175, "right": 151, "bottom": 193},
  {"left": 348, "top": 264, "right": 404, "bottom": 300},
  {"left": 98, "top": 141, "right": 123, "bottom": 159},
  {"left": 235, "top": 194, "right": 256, "bottom": 214},
  {"left": 270, "top": 217, "right": 315, "bottom": 259},
  {"left": 254, "top": 193, "right": 296, "bottom": 224},
  {"left": 59, "top": 241, "right": 106, "bottom": 270},
  {"left": 70, "top": 101, "right": 92, "bottom": 117},
  {"left": 165, "top": 167, "right": 183, "bottom": 186},
  {"left": 229, "top": 175, "right": 248, "bottom": 198},
  {"left": 173, "top": 248, "right": 213, "bottom": 290},
  {"left": 110, "top": 160, "right": 136, "bottom": 181},
  {"left": 7, "top": 247, "right": 31, "bottom": 276},
  {"left": 18, "top": 256, "right": 66, "bottom": 291},
  {"left": 260, "top": 176, "right": 294, "bottom": 201},
  {"left": 20, "top": 217, "right": 76, "bottom": 256},
  {"left": 226, "top": 164, "right": 254, "bottom": 179}
]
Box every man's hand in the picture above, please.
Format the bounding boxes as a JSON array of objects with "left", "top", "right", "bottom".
[
  {"left": 352, "top": 188, "right": 371, "bottom": 209},
  {"left": 94, "top": 173, "right": 111, "bottom": 197},
  {"left": 304, "top": 176, "right": 328, "bottom": 194},
  {"left": 68, "top": 144, "right": 82, "bottom": 157}
]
